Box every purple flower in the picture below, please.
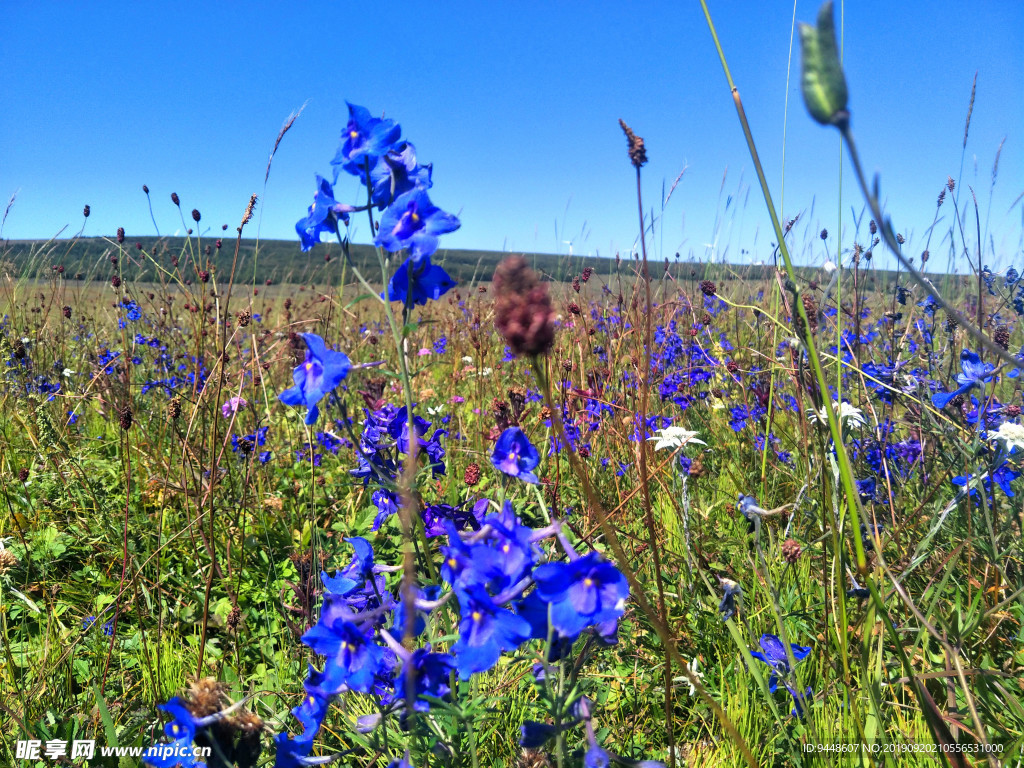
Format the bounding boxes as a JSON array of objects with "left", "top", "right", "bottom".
[
  {"left": 221, "top": 396, "right": 246, "bottom": 418},
  {"left": 374, "top": 187, "right": 460, "bottom": 262},
  {"left": 531, "top": 552, "right": 628, "bottom": 640},
  {"left": 278, "top": 333, "right": 351, "bottom": 425},
  {"left": 491, "top": 427, "right": 541, "bottom": 484}
]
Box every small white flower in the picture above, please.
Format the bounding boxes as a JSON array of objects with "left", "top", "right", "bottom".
[
  {"left": 807, "top": 401, "right": 867, "bottom": 428},
  {"left": 479, "top": 367, "right": 493, "bottom": 377},
  {"left": 461, "top": 356, "right": 474, "bottom": 364},
  {"left": 62, "top": 368, "right": 75, "bottom": 378},
  {"left": 648, "top": 426, "right": 707, "bottom": 451},
  {"left": 823, "top": 260, "right": 837, "bottom": 273},
  {"left": 992, "top": 421, "right": 1024, "bottom": 451}
]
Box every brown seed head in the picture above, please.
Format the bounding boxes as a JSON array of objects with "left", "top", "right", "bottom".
[
  {"left": 464, "top": 462, "right": 481, "bottom": 486},
  {"left": 995, "top": 325, "right": 1010, "bottom": 351},
  {"left": 618, "top": 119, "right": 648, "bottom": 168},
  {"left": 117, "top": 227, "right": 125, "bottom": 243},
  {"left": 118, "top": 405, "right": 133, "bottom": 431},
  {"left": 700, "top": 280, "right": 716, "bottom": 297},
  {"left": 191, "top": 208, "right": 201, "bottom": 223},
  {"left": 171, "top": 192, "right": 180, "bottom": 206},
  {"left": 83, "top": 205, "right": 90, "bottom": 218}
]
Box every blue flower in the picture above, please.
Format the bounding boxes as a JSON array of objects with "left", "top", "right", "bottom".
[
  {"left": 295, "top": 175, "right": 354, "bottom": 252},
  {"left": 452, "top": 584, "right": 531, "bottom": 678},
  {"left": 370, "top": 141, "right": 433, "bottom": 208},
  {"left": 143, "top": 698, "right": 204, "bottom": 768},
  {"left": 749, "top": 633, "right": 811, "bottom": 693},
  {"left": 279, "top": 333, "right": 351, "bottom": 425},
  {"left": 374, "top": 187, "right": 460, "bottom": 262},
  {"left": 331, "top": 102, "right": 401, "bottom": 181},
  {"left": 394, "top": 649, "right": 455, "bottom": 711},
  {"left": 384, "top": 254, "right": 456, "bottom": 306},
  {"left": 491, "top": 427, "right": 541, "bottom": 484},
  {"left": 300, "top": 615, "right": 385, "bottom": 694},
  {"left": 931, "top": 350, "right": 995, "bottom": 409},
  {"left": 531, "top": 552, "right": 628, "bottom": 640}
]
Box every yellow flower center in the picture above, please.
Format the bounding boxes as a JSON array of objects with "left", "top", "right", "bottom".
[
  {"left": 350, "top": 130, "right": 359, "bottom": 139},
  {"left": 471, "top": 611, "right": 482, "bottom": 622},
  {"left": 305, "top": 361, "right": 314, "bottom": 371},
  {"left": 583, "top": 578, "right": 593, "bottom": 587}
]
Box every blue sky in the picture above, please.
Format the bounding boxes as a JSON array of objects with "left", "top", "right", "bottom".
[{"left": 2, "top": 1, "right": 1021, "bottom": 272}]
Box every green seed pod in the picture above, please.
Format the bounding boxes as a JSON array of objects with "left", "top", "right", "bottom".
[{"left": 799, "top": 1, "right": 848, "bottom": 127}]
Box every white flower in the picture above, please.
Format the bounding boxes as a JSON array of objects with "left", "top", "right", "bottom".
[
  {"left": 823, "top": 260, "right": 837, "bottom": 273},
  {"left": 461, "top": 356, "right": 474, "bottom": 364},
  {"left": 807, "top": 401, "right": 867, "bottom": 428},
  {"left": 62, "top": 368, "right": 75, "bottom": 378},
  {"left": 992, "top": 421, "right": 1024, "bottom": 451},
  {"left": 648, "top": 426, "right": 707, "bottom": 451}
]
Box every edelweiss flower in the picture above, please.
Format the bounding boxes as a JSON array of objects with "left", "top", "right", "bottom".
[
  {"left": 648, "top": 426, "right": 707, "bottom": 451},
  {"left": 807, "top": 401, "right": 867, "bottom": 429},
  {"left": 992, "top": 421, "right": 1024, "bottom": 452}
]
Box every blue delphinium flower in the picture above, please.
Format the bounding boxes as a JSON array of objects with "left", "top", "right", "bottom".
[
  {"left": 300, "top": 614, "right": 385, "bottom": 694},
  {"left": 452, "top": 584, "right": 531, "bottom": 678},
  {"left": 531, "top": 552, "right": 628, "bottom": 640},
  {"left": 331, "top": 102, "right": 401, "bottom": 181},
  {"left": 143, "top": 698, "right": 205, "bottom": 768},
  {"left": 931, "top": 349, "right": 995, "bottom": 409},
  {"left": 278, "top": 333, "right": 351, "bottom": 425},
  {"left": 370, "top": 142, "right": 433, "bottom": 208},
  {"left": 491, "top": 426, "right": 541, "bottom": 484},
  {"left": 384, "top": 255, "right": 457, "bottom": 306},
  {"left": 750, "top": 633, "right": 811, "bottom": 693},
  {"left": 952, "top": 462, "right": 1020, "bottom": 499},
  {"left": 374, "top": 187, "right": 460, "bottom": 262},
  {"left": 295, "top": 175, "right": 354, "bottom": 252},
  {"left": 394, "top": 648, "right": 456, "bottom": 712}
]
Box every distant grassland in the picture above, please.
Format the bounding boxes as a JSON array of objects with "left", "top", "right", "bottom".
[{"left": 1, "top": 236, "right": 965, "bottom": 294}]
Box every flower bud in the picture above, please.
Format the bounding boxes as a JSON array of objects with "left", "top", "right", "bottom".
[{"left": 799, "top": 1, "right": 848, "bottom": 128}]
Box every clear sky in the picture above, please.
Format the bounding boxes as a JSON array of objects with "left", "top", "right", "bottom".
[{"left": 2, "top": 1, "right": 1021, "bottom": 272}]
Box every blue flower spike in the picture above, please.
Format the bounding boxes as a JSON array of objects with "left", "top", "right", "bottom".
[{"left": 278, "top": 333, "right": 351, "bottom": 425}]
